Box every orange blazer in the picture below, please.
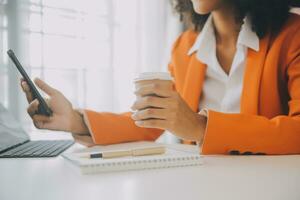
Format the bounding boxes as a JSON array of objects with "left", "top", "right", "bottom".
[{"left": 84, "top": 14, "right": 300, "bottom": 155}]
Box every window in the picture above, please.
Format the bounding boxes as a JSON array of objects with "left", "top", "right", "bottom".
[
  {"left": 24, "top": 0, "right": 180, "bottom": 114},
  {"left": 1, "top": 0, "right": 182, "bottom": 141},
  {"left": 27, "top": 0, "right": 114, "bottom": 110},
  {"left": 0, "top": 0, "right": 8, "bottom": 108}
]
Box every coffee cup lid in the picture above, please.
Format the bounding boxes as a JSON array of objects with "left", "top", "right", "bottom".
[{"left": 134, "top": 72, "right": 173, "bottom": 82}]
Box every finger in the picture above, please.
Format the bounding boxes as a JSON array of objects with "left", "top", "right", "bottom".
[
  {"left": 135, "top": 119, "right": 168, "bottom": 130},
  {"left": 21, "top": 80, "right": 34, "bottom": 102},
  {"left": 34, "top": 78, "right": 57, "bottom": 96},
  {"left": 131, "top": 96, "right": 171, "bottom": 111},
  {"left": 32, "top": 117, "right": 61, "bottom": 131},
  {"left": 44, "top": 98, "right": 51, "bottom": 108},
  {"left": 135, "top": 83, "right": 174, "bottom": 98},
  {"left": 32, "top": 115, "right": 52, "bottom": 129},
  {"left": 72, "top": 134, "right": 94, "bottom": 147},
  {"left": 32, "top": 115, "right": 52, "bottom": 123},
  {"left": 27, "top": 99, "right": 39, "bottom": 117},
  {"left": 131, "top": 108, "right": 168, "bottom": 121}
]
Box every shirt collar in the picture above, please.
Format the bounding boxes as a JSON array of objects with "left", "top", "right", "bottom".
[
  {"left": 188, "top": 15, "right": 215, "bottom": 64},
  {"left": 238, "top": 17, "right": 260, "bottom": 52},
  {"left": 188, "top": 15, "right": 260, "bottom": 58}
]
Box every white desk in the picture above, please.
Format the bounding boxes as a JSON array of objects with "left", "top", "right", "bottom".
[{"left": 0, "top": 132, "right": 300, "bottom": 200}]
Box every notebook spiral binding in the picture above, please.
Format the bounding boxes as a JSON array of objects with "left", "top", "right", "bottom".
[{"left": 80, "top": 154, "right": 202, "bottom": 174}]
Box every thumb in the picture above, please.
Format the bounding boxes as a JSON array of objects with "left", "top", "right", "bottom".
[{"left": 34, "top": 78, "right": 57, "bottom": 96}]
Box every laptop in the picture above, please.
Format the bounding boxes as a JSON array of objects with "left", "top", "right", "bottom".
[{"left": 0, "top": 104, "right": 74, "bottom": 158}]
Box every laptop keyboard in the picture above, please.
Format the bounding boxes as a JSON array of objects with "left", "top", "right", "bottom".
[{"left": 0, "top": 140, "right": 74, "bottom": 158}]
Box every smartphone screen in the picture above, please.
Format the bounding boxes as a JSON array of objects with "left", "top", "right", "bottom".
[{"left": 7, "top": 49, "right": 53, "bottom": 117}]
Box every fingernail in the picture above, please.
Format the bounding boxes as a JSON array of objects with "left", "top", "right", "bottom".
[
  {"left": 36, "top": 122, "right": 41, "bottom": 128},
  {"left": 135, "top": 121, "right": 143, "bottom": 126},
  {"left": 21, "top": 83, "right": 27, "bottom": 91},
  {"left": 131, "top": 113, "right": 136, "bottom": 120}
]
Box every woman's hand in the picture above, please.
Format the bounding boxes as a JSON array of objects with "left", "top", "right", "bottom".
[
  {"left": 131, "top": 80, "right": 207, "bottom": 142},
  {"left": 20, "top": 78, "right": 89, "bottom": 135}
]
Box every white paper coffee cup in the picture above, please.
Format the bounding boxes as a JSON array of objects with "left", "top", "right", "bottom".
[{"left": 134, "top": 72, "right": 173, "bottom": 100}]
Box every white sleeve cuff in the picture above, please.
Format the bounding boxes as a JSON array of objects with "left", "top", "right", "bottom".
[
  {"left": 199, "top": 109, "right": 208, "bottom": 117},
  {"left": 75, "top": 109, "right": 96, "bottom": 142},
  {"left": 197, "top": 109, "right": 209, "bottom": 154}
]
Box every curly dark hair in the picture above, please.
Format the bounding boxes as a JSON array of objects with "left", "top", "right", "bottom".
[{"left": 173, "top": 0, "right": 300, "bottom": 38}]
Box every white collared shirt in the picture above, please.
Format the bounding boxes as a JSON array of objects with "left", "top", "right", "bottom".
[{"left": 188, "top": 15, "right": 260, "bottom": 113}]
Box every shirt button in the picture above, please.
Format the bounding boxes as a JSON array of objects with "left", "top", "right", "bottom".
[
  {"left": 229, "top": 150, "right": 240, "bottom": 155},
  {"left": 255, "top": 152, "right": 266, "bottom": 155},
  {"left": 242, "top": 151, "right": 253, "bottom": 155}
]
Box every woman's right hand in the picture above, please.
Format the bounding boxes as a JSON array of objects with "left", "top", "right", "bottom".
[{"left": 20, "top": 78, "right": 89, "bottom": 134}]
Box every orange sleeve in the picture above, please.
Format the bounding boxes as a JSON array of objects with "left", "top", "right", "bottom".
[
  {"left": 202, "top": 111, "right": 300, "bottom": 155},
  {"left": 202, "top": 29, "right": 300, "bottom": 155},
  {"left": 83, "top": 110, "right": 163, "bottom": 145}
]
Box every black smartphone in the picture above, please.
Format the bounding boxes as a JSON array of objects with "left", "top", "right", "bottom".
[{"left": 7, "top": 49, "right": 53, "bottom": 117}]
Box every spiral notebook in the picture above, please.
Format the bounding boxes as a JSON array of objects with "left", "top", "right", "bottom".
[{"left": 63, "top": 142, "right": 203, "bottom": 174}]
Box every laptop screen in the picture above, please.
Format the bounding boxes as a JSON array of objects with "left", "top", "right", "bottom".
[{"left": 0, "top": 104, "right": 29, "bottom": 152}]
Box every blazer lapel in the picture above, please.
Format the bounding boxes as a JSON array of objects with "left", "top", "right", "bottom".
[
  {"left": 182, "top": 54, "right": 207, "bottom": 112},
  {"left": 241, "top": 33, "right": 271, "bottom": 114}
]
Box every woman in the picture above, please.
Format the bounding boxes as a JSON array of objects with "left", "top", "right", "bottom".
[{"left": 22, "top": 0, "right": 300, "bottom": 155}]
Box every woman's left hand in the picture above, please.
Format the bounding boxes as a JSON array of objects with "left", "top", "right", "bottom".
[{"left": 131, "top": 80, "right": 207, "bottom": 142}]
